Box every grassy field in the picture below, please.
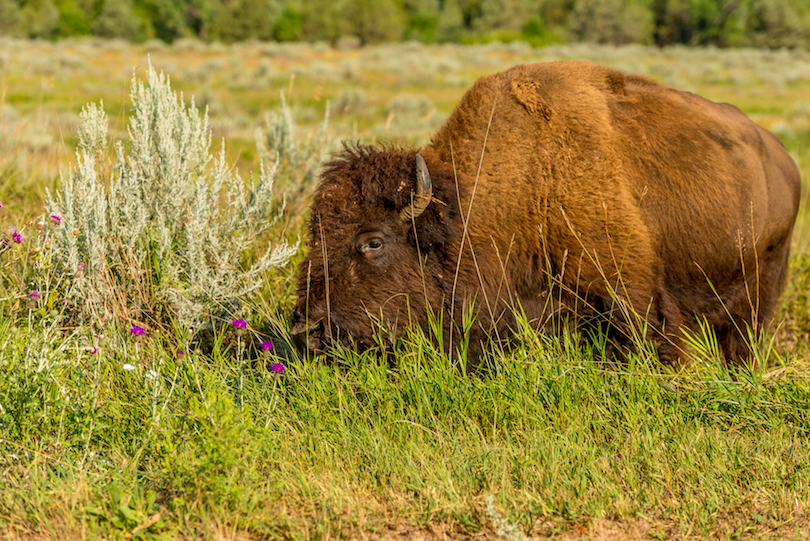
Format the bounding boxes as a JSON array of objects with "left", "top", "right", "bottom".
[{"left": 1, "top": 38, "right": 810, "bottom": 540}]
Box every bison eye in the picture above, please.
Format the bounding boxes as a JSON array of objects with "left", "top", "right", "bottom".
[
  {"left": 356, "top": 230, "right": 388, "bottom": 256},
  {"left": 360, "top": 238, "right": 383, "bottom": 253}
]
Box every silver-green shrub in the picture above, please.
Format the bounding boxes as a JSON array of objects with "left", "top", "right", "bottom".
[
  {"left": 258, "top": 91, "right": 332, "bottom": 200},
  {"left": 46, "top": 62, "right": 296, "bottom": 332}
]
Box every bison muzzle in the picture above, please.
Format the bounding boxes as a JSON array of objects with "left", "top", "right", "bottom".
[{"left": 290, "top": 61, "right": 801, "bottom": 366}]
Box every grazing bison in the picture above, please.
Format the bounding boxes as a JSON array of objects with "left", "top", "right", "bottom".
[{"left": 290, "top": 61, "right": 801, "bottom": 366}]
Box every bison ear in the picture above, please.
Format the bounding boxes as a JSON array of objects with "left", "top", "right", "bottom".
[
  {"left": 400, "top": 153, "right": 434, "bottom": 222},
  {"left": 510, "top": 78, "right": 553, "bottom": 121}
]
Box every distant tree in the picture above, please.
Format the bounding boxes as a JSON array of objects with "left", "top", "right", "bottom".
[
  {"left": 54, "top": 0, "right": 93, "bottom": 37},
  {"left": 569, "top": 0, "right": 654, "bottom": 44},
  {"left": 523, "top": 16, "right": 544, "bottom": 36},
  {"left": 533, "top": 0, "right": 572, "bottom": 30},
  {"left": 0, "top": 0, "right": 25, "bottom": 37},
  {"left": 436, "top": 0, "right": 465, "bottom": 41},
  {"left": 134, "top": 0, "right": 196, "bottom": 41},
  {"left": 344, "top": 0, "right": 405, "bottom": 44},
  {"left": 653, "top": 0, "right": 744, "bottom": 46},
  {"left": 273, "top": 5, "right": 301, "bottom": 41},
  {"left": 21, "top": 0, "right": 60, "bottom": 37},
  {"left": 208, "top": 0, "right": 281, "bottom": 42},
  {"left": 745, "top": 0, "right": 810, "bottom": 48},
  {"left": 402, "top": 0, "right": 439, "bottom": 41},
  {"left": 463, "top": 0, "right": 528, "bottom": 33},
  {"left": 92, "top": 0, "right": 144, "bottom": 39},
  {"left": 299, "top": 0, "right": 348, "bottom": 43}
]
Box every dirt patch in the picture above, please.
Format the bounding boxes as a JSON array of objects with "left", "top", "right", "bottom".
[
  {"left": 3, "top": 517, "right": 808, "bottom": 540},
  {"left": 350, "top": 518, "right": 810, "bottom": 541}
]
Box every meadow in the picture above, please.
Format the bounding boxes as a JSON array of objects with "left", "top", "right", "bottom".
[{"left": 1, "top": 38, "right": 810, "bottom": 540}]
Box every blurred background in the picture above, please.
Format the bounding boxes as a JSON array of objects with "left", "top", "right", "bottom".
[{"left": 0, "top": 0, "right": 807, "bottom": 49}]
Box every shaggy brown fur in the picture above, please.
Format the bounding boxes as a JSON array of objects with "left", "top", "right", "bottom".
[{"left": 291, "top": 61, "right": 801, "bottom": 365}]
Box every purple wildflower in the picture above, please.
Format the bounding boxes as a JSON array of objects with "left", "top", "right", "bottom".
[
  {"left": 90, "top": 346, "right": 98, "bottom": 354},
  {"left": 269, "top": 362, "right": 286, "bottom": 374},
  {"left": 231, "top": 319, "right": 247, "bottom": 329},
  {"left": 50, "top": 214, "right": 62, "bottom": 225},
  {"left": 12, "top": 230, "right": 21, "bottom": 244},
  {"left": 130, "top": 325, "right": 145, "bottom": 336},
  {"left": 260, "top": 340, "right": 274, "bottom": 351},
  {"left": 176, "top": 349, "right": 185, "bottom": 357},
  {"left": 29, "top": 290, "right": 40, "bottom": 300},
  {"left": 77, "top": 262, "right": 85, "bottom": 271}
]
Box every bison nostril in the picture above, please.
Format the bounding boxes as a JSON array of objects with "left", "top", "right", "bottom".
[
  {"left": 290, "top": 312, "right": 326, "bottom": 352},
  {"left": 290, "top": 319, "right": 323, "bottom": 337}
]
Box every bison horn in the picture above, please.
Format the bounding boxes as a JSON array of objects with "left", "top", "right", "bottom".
[{"left": 400, "top": 153, "right": 433, "bottom": 222}]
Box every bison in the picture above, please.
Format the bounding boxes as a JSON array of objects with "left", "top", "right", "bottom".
[{"left": 290, "top": 61, "right": 801, "bottom": 367}]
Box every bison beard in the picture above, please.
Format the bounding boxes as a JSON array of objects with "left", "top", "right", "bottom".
[{"left": 290, "top": 61, "right": 801, "bottom": 367}]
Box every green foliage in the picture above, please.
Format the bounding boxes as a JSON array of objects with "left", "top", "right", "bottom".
[
  {"left": 134, "top": 0, "right": 199, "bottom": 42},
  {"left": 0, "top": 0, "right": 25, "bottom": 37},
  {"left": 91, "top": 0, "right": 145, "bottom": 40},
  {"left": 53, "top": 0, "right": 93, "bottom": 37},
  {"left": 523, "top": 16, "right": 544, "bottom": 38},
  {"left": 745, "top": 0, "right": 810, "bottom": 49},
  {"left": 20, "top": 0, "right": 59, "bottom": 38},
  {"left": 2, "top": 0, "right": 810, "bottom": 48},
  {"left": 158, "top": 387, "right": 260, "bottom": 508},
  {"left": 208, "top": 0, "right": 280, "bottom": 43},
  {"left": 344, "top": 0, "right": 406, "bottom": 45},
  {"left": 86, "top": 485, "right": 168, "bottom": 539},
  {"left": 653, "top": 0, "right": 746, "bottom": 46},
  {"left": 405, "top": 10, "right": 438, "bottom": 41},
  {"left": 297, "top": 0, "right": 347, "bottom": 42},
  {"left": 273, "top": 5, "right": 301, "bottom": 41},
  {"left": 569, "top": 0, "right": 655, "bottom": 44},
  {"left": 435, "top": 0, "right": 465, "bottom": 41}
]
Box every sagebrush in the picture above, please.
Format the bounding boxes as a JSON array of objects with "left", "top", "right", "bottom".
[{"left": 45, "top": 62, "right": 297, "bottom": 335}]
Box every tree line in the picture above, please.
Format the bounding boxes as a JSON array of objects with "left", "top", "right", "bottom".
[{"left": 0, "top": 0, "right": 808, "bottom": 49}]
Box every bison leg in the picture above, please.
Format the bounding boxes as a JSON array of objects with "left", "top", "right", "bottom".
[
  {"left": 622, "top": 283, "right": 686, "bottom": 364},
  {"left": 715, "top": 240, "right": 792, "bottom": 367},
  {"left": 572, "top": 277, "right": 686, "bottom": 364}
]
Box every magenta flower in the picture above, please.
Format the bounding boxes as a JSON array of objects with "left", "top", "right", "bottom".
[
  {"left": 90, "top": 346, "right": 98, "bottom": 354},
  {"left": 231, "top": 319, "right": 247, "bottom": 329},
  {"left": 77, "top": 262, "right": 85, "bottom": 271},
  {"left": 29, "top": 290, "right": 40, "bottom": 300},
  {"left": 50, "top": 214, "right": 62, "bottom": 225},
  {"left": 130, "top": 325, "right": 145, "bottom": 336},
  {"left": 12, "top": 230, "right": 21, "bottom": 244},
  {"left": 176, "top": 349, "right": 185, "bottom": 357},
  {"left": 269, "top": 362, "right": 286, "bottom": 374},
  {"left": 260, "top": 340, "right": 274, "bottom": 351}
]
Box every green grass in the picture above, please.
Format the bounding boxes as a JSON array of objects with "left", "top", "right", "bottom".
[
  {"left": 2, "top": 323, "right": 809, "bottom": 539},
  {"left": 1, "top": 39, "right": 810, "bottom": 539}
]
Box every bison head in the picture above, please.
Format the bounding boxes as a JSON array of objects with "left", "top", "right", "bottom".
[{"left": 290, "top": 145, "right": 463, "bottom": 354}]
